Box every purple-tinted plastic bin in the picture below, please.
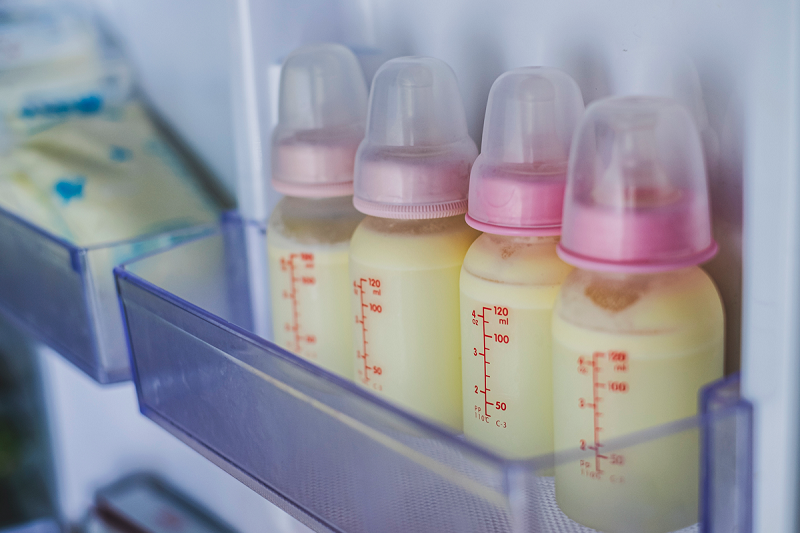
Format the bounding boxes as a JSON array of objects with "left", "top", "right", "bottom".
[
  {"left": 0, "top": 205, "right": 216, "bottom": 383},
  {"left": 115, "top": 213, "right": 752, "bottom": 533}
]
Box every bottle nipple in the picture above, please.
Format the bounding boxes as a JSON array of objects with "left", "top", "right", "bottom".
[
  {"left": 595, "top": 111, "right": 676, "bottom": 208},
  {"left": 514, "top": 75, "right": 567, "bottom": 168},
  {"left": 393, "top": 64, "right": 436, "bottom": 146}
]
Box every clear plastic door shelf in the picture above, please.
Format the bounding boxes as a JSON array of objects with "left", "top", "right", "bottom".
[
  {"left": 0, "top": 206, "right": 215, "bottom": 383},
  {"left": 115, "top": 215, "right": 752, "bottom": 533}
]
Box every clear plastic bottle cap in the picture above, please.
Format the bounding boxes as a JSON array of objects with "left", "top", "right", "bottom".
[
  {"left": 271, "top": 44, "right": 368, "bottom": 198},
  {"left": 466, "top": 67, "right": 584, "bottom": 235},
  {"left": 558, "top": 96, "right": 718, "bottom": 272},
  {"left": 353, "top": 57, "right": 478, "bottom": 219}
]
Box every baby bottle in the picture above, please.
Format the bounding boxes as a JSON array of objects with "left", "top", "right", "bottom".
[
  {"left": 267, "top": 44, "right": 367, "bottom": 377},
  {"left": 349, "top": 57, "right": 479, "bottom": 430},
  {"left": 552, "top": 97, "right": 724, "bottom": 533},
  {"left": 460, "top": 68, "right": 582, "bottom": 458}
]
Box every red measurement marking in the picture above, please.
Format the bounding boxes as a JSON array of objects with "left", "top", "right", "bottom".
[
  {"left": 281, "top": 253, "right": 315, "bottom": 353},
  {"left": 356, "top": 278, "right": 369, "bottom": 383},
  {"left": 580, "top": 350, "right": 629, "bottom": 477},
  {"left": 610, "top": 351, "right": 626, "bottom": 362},
  {"left": 576, "top": 350, "right": 632, "bottom": 481},
  {"left": 589, "top": 351, "right": 605, "bottom": 475},
  {"left": 354, "top": 278, "right": 382, "bottom": 386},
  {"left": 473, "top": 306, "right": 513, "bottom": 425},
  {"left": 479, "top": 307, "right": 492, "bottom": 419}
]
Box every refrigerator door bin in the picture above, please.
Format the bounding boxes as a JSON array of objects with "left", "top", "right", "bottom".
[
  {"left": 0, "top": 205, "right": 216, "bottom": 383},
  {"left": 115, "top": 216, "right": 752, "bottom": 533}
]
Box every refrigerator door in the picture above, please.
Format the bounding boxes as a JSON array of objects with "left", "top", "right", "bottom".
[{"left": 68, "top": 1, "right": 800, "bottom": 532}]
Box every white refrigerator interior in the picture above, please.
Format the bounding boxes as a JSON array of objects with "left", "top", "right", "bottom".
[{"left": 37, "top": 0, "right": 798, "bottom": 532}]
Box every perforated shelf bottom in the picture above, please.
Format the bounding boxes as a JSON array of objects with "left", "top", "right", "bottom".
[{"left": 530, "top": 478, "right": 698, "bottom": 533}]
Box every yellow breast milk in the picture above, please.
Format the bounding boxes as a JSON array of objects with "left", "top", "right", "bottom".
[
  {"left": 267, "top": 195, "right": 363, "bottom": 377},
  {"left": 460, "top": 234, "right": 572, "bottom": 458},
  {"left": 552, "top": 267, "right": 724, "bottom": 532},
  {"left": 349, "top": 215, "right": 479, "bottom": 430}
]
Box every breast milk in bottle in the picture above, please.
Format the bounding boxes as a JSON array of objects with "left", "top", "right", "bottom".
[
  {"left": 552, "top": 97, "right": 724, "bottom": 533},
  {"left": 268, "top": 44, "right": 367, "bottom": 377},
  {"left": 349, "top": 57, "right": 479, "bottom": 430},
  {"left": 460, "top": 68, "right": 582, "bottom": 458}
]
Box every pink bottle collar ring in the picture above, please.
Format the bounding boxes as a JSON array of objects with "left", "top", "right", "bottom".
[
  {"left": 557, "top": 191, "right": 718, "bottom": 273},
  {"left": 465, "top": 159, "right": 566, "bottom": 236}
]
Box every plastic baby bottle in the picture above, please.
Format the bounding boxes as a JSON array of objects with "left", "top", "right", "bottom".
[
  {"left": 552, "top": 97, "right": 724, "bottom": 533},
  {"left": 460, "top": 68, "right": 582, "bottom": 458},
  {"left": 267, "top": 44, "right": 367, "bottom": 377},
  {"left": 349, "top": 57, "right": 479, "bottom": 430}
]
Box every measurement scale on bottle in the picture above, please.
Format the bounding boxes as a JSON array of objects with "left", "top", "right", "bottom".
[
  {"left": 576, "top": 350, "right": 628, "bottom": 483},
  {"left": 279, "top": 252, "right": 318, "bottom": 357},
  {"left": 354, "top": 277, "right": 383, "bottom": 391},
  {"left": 470, "top": 305, "right": 510, "bottom": 429}
]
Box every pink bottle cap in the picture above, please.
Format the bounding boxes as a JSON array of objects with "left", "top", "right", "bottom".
[
  {"left": 466, "top": 67, "right": 584, "bottom": 235},
  {"left": 271, "top": 44, "right": 368, "bottom": 198},
  {"left": 353, "top": 57, "right": 478, "bottom": 219},
  {"left": 558, "top": 96, "right": 718, "bottom": 273}
]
